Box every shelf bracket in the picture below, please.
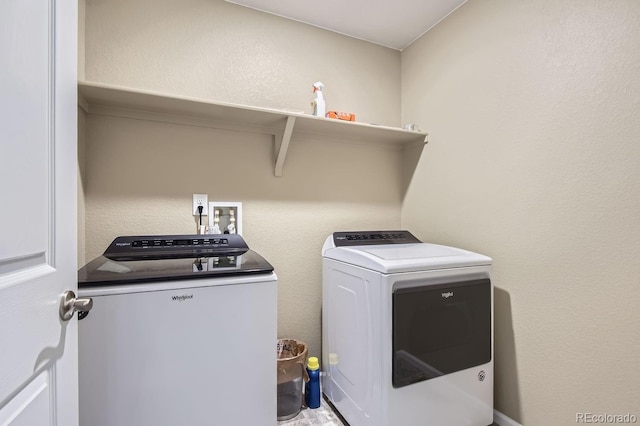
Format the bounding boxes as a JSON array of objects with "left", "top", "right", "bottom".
[{"left": 274, "top": 115, "right": 296, "bottom": 177}]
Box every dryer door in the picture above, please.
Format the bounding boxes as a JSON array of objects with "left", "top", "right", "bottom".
[{"left": 392, "top": 278, "right": 491, "bottom": 388}]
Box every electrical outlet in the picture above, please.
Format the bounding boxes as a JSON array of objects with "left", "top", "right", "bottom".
[{"left": 192, "top": 194, "right": 209, "bottom": 216}]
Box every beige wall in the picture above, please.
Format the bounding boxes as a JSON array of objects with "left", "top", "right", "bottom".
[
  {"left": 78, "top": 0, "right": 85, "bottom": 80},
  {"left": 78, "top": 109, "right": 86, "bottom": 267},
  {"left": 81, "top": 0, "right": 403, "bottom": 358},
  {"left": 78, "top": 0, "right": 86, "bottom": 267},
  {"left": 82, "top": 0, "right": 640, "bottom": 421},
  {"left": 84, "top": 0, "right": 400, "bottom": 127},
  {"left": 402, "top": 0, "right": 640, "bottom": 423}
]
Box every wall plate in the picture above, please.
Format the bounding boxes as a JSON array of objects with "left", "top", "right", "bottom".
[
  {"left": 193, "top": 193, "right": 209, "bottom": 215},
  {"left": 208, "top": 201, "right": 242, "bottom": 235}
]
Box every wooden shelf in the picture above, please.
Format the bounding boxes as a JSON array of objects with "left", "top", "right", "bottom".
[{"left": 78, "top": 81, "right": 428, "bottom": 176}]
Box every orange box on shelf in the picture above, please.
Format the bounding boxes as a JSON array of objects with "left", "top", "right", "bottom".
[{"left": 325, "top": 111, "right": 356, "bottom": 122}]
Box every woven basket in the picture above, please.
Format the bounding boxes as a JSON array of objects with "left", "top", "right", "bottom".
[{"left": 276, "top": 338, "right": 309, "bottom": 385}]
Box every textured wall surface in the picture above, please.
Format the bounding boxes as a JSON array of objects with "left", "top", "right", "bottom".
[
  {"left": 81, "top": 0, "right": 640, "bottom": 421},
  {"left": 81, "top": 0, "right": 404, "bottom": 358},
  {"left": 77, "top": 109, "right": 86, "bottom": 267},
  {"left": 82, "top": 117, "right": 403, "bottom": 358},
  {"left": 84, "top": 0, "right": 400, "bottom": 127},
  {"left": 401, "top": 0, "right": 640, "bottom": 423}
]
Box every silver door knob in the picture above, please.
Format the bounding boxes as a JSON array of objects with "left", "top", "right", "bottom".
[{"left": 59, "top": 290, "right": 93, "bottom": 321}]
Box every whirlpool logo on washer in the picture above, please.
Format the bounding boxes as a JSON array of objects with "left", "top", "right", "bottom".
[
  {"left": 441, "top": 291, "right": 454, "bottom": 299},
  {"left": 172, "top": 294, "right": 194, "bottom": 302}
]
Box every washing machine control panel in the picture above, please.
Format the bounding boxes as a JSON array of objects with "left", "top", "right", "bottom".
[
  {"left": 333, "top": 230, "right": 421, "bottom": 246},
  {"left": 103, "top": 234, "right": 249, "bottom": 260}
]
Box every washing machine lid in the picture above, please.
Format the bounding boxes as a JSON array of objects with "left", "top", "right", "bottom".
[
  {"left": 322, "top": 231, "right": 491, "bottom": 273},
  {"left": 78, "top": 234, "right": 274, "bottom": 286}
]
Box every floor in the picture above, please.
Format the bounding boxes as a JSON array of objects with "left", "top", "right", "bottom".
[
  {"left": 277, "top": 397, "right": 346, "bottom": 426},
  {"left": 277, "top": 397, "right": 499, "bottom": 426}
]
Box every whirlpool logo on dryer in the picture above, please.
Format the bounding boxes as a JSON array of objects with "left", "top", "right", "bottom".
[
  {"left": 172, "top": 294, "right": 194, "bottom": 302},
  {"left": 441, "top": 291, "right": 454, "bottom": 299}
]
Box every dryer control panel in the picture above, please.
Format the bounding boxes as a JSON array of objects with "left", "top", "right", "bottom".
[{"left": 333, "top": 230, "right": 421, "bottom": 247}]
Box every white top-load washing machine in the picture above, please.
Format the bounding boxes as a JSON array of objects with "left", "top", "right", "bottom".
[
  {"left": 322, "top": 230, "right": 493, "bottom": 426},
  {"left": 77, "top": 234, "right": 277, "bottom": 426}
]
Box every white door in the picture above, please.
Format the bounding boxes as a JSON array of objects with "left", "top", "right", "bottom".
[{"left": 0, "top": 0, "right": 78, "bottom": 425}]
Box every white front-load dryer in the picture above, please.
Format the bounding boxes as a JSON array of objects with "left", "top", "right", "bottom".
[{"left": 322, "top": 230, "right": 493, "bottom": 426}]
